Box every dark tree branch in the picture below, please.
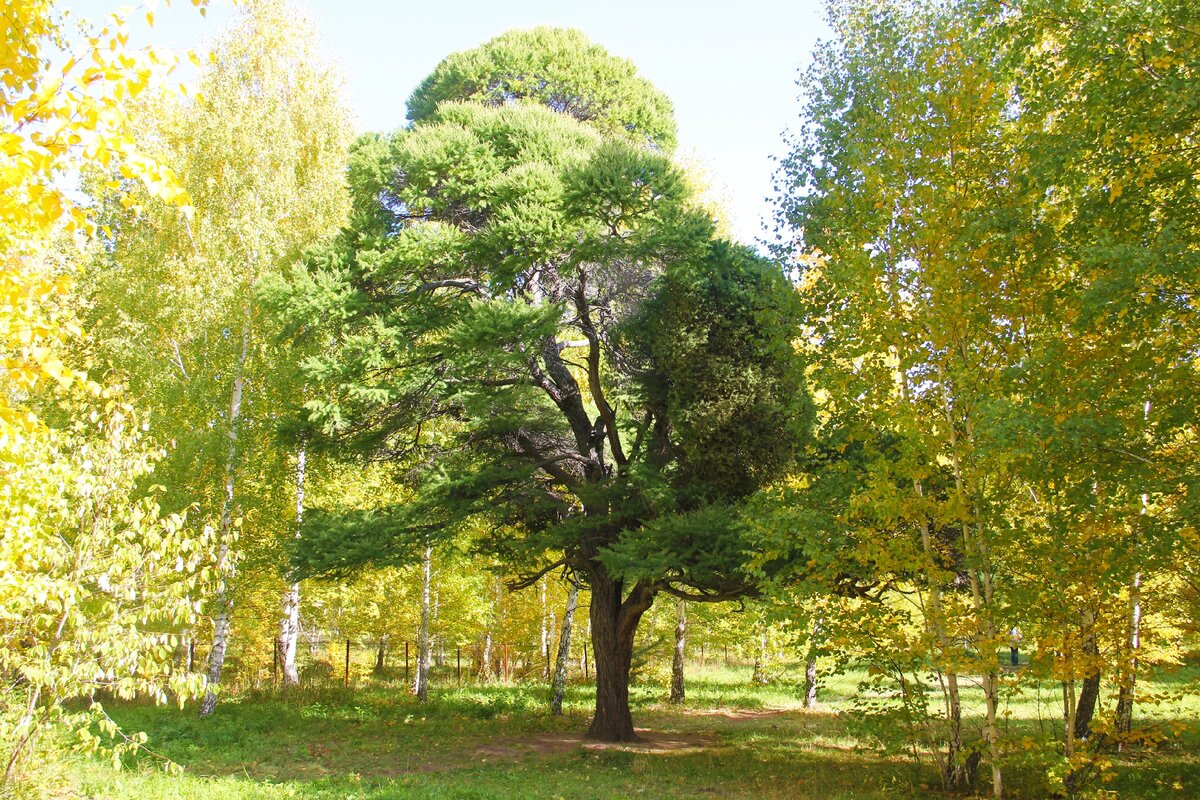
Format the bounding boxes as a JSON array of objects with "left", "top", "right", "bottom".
[
  {"left": 659, "top": 584, "right": 757, "bottom": 603},
  {"left": 617, "top": 579, "right": 658, "bottom": 640},
  {"left": 573, "top": 276, "right": 627, "bottom": 466},
  {"left": 515, "top": 431, "right": 582, "bottom": 488},
  {"left": 507, "top": 558, "right": 568, "bottom": 592},
  {"left": 413, "top": 278, "right": 485, "bottom": 296}
]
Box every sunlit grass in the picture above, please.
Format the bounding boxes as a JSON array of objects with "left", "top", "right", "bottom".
[{"left": 61, "top": 660, "right": 1200, "bottom": 799}]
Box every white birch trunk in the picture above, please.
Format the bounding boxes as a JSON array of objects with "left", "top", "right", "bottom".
[
  {"left": 670, "top": 599, "right": 686, "bottom": 703},
  {"left": 413, "top": 543, "right": 432, "bottom": 702},
  {"left": 199, "top": 321, "right": 249, "bottom": 718},
  {"left": 549, "top": 578, "right": 580, "bottom": 715},
  {"left": 278, "top": 447, "right": 305, "bottom": 687}
]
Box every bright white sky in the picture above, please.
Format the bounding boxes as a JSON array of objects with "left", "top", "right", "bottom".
[{"left": 67, "top": 0, "right": 829, "bottom": 245}]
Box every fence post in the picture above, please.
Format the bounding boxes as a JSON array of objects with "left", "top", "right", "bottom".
[
  {"left": 724, "top": 644, "right": 729, "bottom": 666},
  {"left": 405, "top": 641, "right": 410, "bottom": 683},
  {"left": 188, "top": 638, "right": 195, "bottom": 672},
  {"left": 503, "top": 643, "right": 509, "bottom": 681},
  {"left": 457, "top": 647, "right": 461, "bottom": 686},
  {"left": 583, "top": 642, "right": 589, "bottom": 680},
  {"left": 272, "top": 637, "right": 279, "bottom": 686},
  {"left": 344, "top": 639, "right": 350, "bottom": 687}
]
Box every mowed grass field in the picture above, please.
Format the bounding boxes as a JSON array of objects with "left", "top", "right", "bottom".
[{"left": 58, "top": 663, "right": 1200, "bottom": 799}]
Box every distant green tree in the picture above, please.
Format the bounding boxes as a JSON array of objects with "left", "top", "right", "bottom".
[
  {"left": 269, "top": 29, "right": 809, "bottom": 741},
  {"left": 407, "top": 27, "right": 677, "bottom": 151}
]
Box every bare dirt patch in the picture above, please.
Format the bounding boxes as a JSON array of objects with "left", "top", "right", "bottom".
[
  {"left": 474, "top": 728, "right": 716, "bottom": 760},
  {"left": 684, "top": 707, "right": 801, "bottom": 722}
]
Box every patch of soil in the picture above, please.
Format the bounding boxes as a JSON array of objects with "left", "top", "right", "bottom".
[
  {"left": 684, "top": 707, "right": 801, "bottom": 722},
  {"left": 474, "top": 728, "right": 716, "bottom": 760}
]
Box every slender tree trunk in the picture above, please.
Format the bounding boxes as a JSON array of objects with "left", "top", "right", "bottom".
[
  {"left": 374, "top": 635, "right": 387, "bottom": 674},
  {"left": 200, "top": 321, "right": 249, "bottom": 718},
  {"left": 751, "top": 622, "right": 769, "bottom": 685},
  {"left": 979, "top": 572, "right": 1002, "bottom": 799},
  {"left": 581, "top": 617, "right": 590, "bottom": 673},
  {"left": 804, "top": 657, "right": 818, "bottom": 708},
  {"left": 550, "top": 577, "right": 580, "bottom": 715},
  {"left": 670, "top": 599, "right": 686, "bottom": 704},
  {"left": 414, "top": 544, "right": 432, "bottom": 702},
  {"left": 1074, "top": 609, "right": 1101, "bottom": 740},
  {"left": 431, "top": 585, "right": 442, "bottom": 668},
  {"left": 803, "top": 616, "right": 822, "bottom": 709},
  {"left": 481, "top": 629, "right": 492, "bottom": 679},
  {"left": 278, "top": 447, "right": 306, "bottom": 688},
  {"left": 540, "top": 577, "right": 550, "bottom": 678},
  {"left": 586, "top": 572, "right": 653, "bottom": 742},
  {"left": 1063, "top": 674, "right": 1078, "bottom": 759},
  {"left": 899, "top": 350, "right": 967, "bottom": 791},
  {"left": 943, "top": 395, "right": 1000, "bottom": 798},
  {"left": 1115, "top": 572, "right": 1142, "bottom": 737}
]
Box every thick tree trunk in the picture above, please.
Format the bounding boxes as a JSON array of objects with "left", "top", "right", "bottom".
[
  {"left": 550, "top": 578, "right": 580, "bottom": 715},
  {"left": 670, "top": 599, "right": 686, "bottom": 704},
  {"left": 586, "top": 572, "right": 653, "bottom": 742},
  {"left": 278, "top": 447, "right": 306, "bottom": 688},
  {"left": 200, "top": 322, "right": 249, "bottom": 718},
  {"left": 414, "top": 544, "right": 432, "bottom": 702}
]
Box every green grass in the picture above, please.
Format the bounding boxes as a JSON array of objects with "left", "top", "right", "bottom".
[{"left": 51, "top": 663, "right": 1200, "bottom": 799}]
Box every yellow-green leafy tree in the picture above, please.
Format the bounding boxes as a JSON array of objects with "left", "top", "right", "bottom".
[
  {"left": 85, "top": 0, "right": 353, "bottom": 715},
  {"left": 1, "top": 0, "right": 216, "bottom": 787}
]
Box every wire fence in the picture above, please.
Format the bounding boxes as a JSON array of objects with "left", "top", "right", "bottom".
[{"left": 179, "top": 634, "right": 760, "bottom": 693}]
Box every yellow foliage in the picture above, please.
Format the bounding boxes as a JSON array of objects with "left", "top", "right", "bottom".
[{"left": 1, "top": 0, "right": 212, "bottom": 786}]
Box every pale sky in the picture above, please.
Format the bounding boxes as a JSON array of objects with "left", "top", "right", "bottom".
[{"left": 68, "top": 0, "right": 829, "bottom": 245}]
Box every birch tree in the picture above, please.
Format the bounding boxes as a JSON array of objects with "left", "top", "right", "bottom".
[{"left": 85, "top": 0, "right": 352, "bottom": 716}]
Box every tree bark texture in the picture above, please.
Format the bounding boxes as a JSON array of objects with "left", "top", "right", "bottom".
[
  {"left": 586, "top": 572, "right": 654, "bottom": 741},
  {"left": 1074, "top": 609, "right": 1101, "bottom": 740},
  {"left": 200, "top": 321, "right": 249, "bottom": 718},
  {"left": 375, "top": 635, "right": 387, "bottom": 674},
  {"left": 1115, "top": 572, "right": 1142, "bottom": 736},
  {"left": 278, "top": 447, "right": 306, "bottom": 687},
  {"left": 670, "top": 599, "right": 686, "bottom": 704},
  {"left": 414, "top": 544, "right": 432, "bottom": 702},
  {"left": 550, "top": 577, "right": 580, "bottom": 715}
]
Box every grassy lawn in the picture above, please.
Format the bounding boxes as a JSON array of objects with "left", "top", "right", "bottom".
[{"left": 59, "top": 663, "right": 1199, "bottom": 799}]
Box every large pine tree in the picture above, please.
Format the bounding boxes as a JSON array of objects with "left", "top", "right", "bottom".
[{"left": 271, "top": 28, "right": 810, "bottom": 741}]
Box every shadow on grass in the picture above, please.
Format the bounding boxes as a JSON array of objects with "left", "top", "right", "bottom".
[{"left": 81, "top": 669, "right": 1200, "bottom": 800}]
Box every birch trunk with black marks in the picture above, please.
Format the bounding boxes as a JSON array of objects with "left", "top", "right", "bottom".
[
  {"left": 803, "top": 616, "right": 822, "bottom": 708},
  {"left": 374, "top": 635, "right": 387, "bottom": 674},
  {"left": 1074, "top": 608, "right": 1101, "bottom": 740},
  {"left": 278, "top": 447, "right": 306, "bottom": 687},
  {"left": 200, "top": 320, "right": 250, "bottom": 718},
  {"left": 670, "top": 599, "right": 686, "bottom": 704},
  {"left": 751, "top": 622, "right": 769, "bottom": 685},
  {"left": 1115, "top": 572, "right": 1142, "bottom": 737},
  {"left": 414, "top": 543, "right": 432, "bottom": 702},
  {"left": 540, "top": 578, "right": 550, "bottom": 678},
  {"left": 550, "top": 578, "right": 580, "bottom": 715}
]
